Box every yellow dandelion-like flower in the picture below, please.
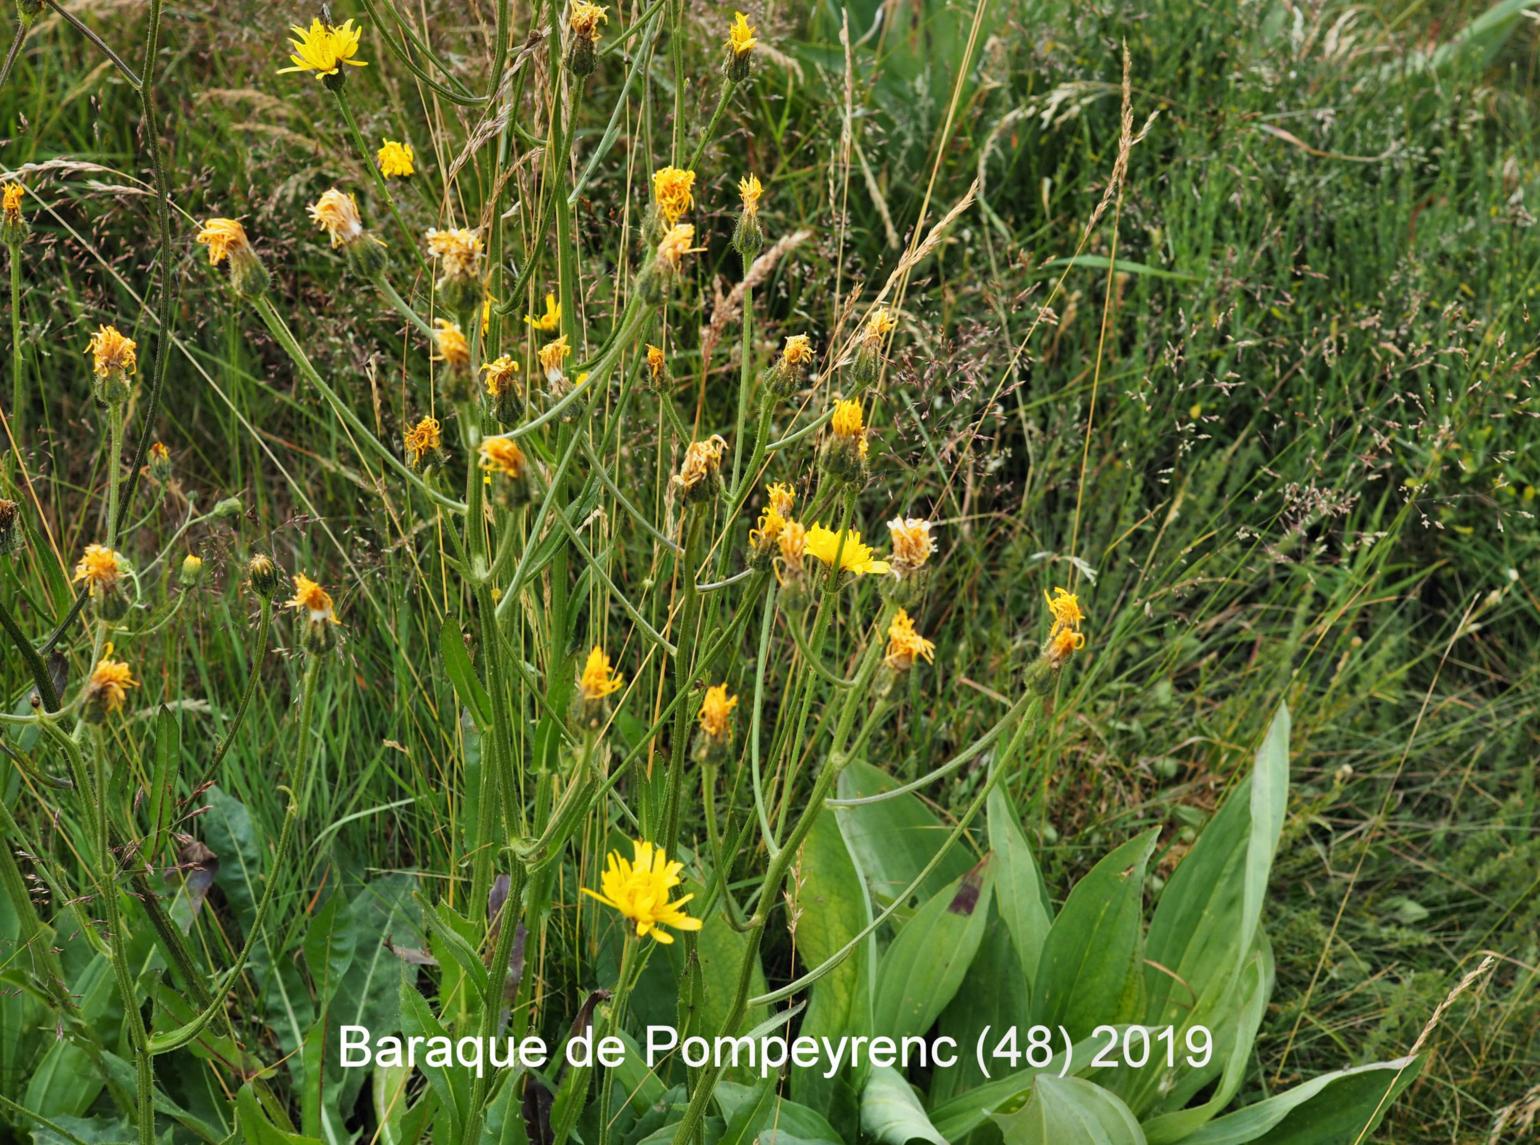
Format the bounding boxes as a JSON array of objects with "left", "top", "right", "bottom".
[
  {"left": 698, "top": 684, "right": 737, "bottom": 741},
  {"left": 804, "top": 524, "right": 890, "bottom": 576},
  {"left": 655, "top": 223, "right": 700, "bottom": 273},
  {"left": 651, "top": 166, "right": 696, "bottom": 226},
  {"left": 403, "top": 416, "right": 441, "bottom": 468},
  {"left": 1045, "top": 624, "right": 1086, "bottom": 666},
  {"left": 196, "top": 217, "right": 251, "bottom": 266},
  {"left": 1044, "top": 586, "right": 1085, "bottom": 638},
  {"left": 775, "top": 519, "right": 808, "bottom": 584},
  {"left": 377, "top": 139, "right": 415, "bottom": 177},
  {"left": 525, "top": 292, "right": 562, "bottom": 333},
  {"left": 424, "top": 227, "right": 483, "bottom": 281},
  {"left": 887, "top": 517, "right": 936, "bottom": 574},
  {"left": 481, "top": 355, "right": 521, "bottom": 397},
  {"left": 86, "top": 325, "right": 138, "bottom": 380},
  {"left": 479, "top": 435, "right": 527, "bottom": 479},
  {"left": 830, "top": 398, "right": 863, "bottom": 439},
  {"left": 569, "top": 1, "right": 608, "bottom": 41},
  {"left": 581, "top": 839, "right": 702, "bottom": 944},
  {"left": 2, "top": 181, "right": 22, "bottom": 223},
  {"left": 782, "top": 334, "right": 814, "bottom": 369},
  {"left": 739, "top": 173, "right": 763, "bottom": 216},
  {"left": 73, "top": 543, "right": 126, "bottom": 596},
  {"left": 432, "top": 319, "right": 470, "bottom": 369},
  {"left": 579, "top": 644, "right": 623, "bottom": 701},
  {"left": 884, "top": 609, "right": 935, "bottom": 671},
  {"left": 277, "top": 17, "right": 367, "bottom": 79},
  {"left": 289, "top": 573, "right": 340, "bottom": 625},
  {"left": 86, "top": 645, "right": 139, "bottom": 717},
  {"left": 726, "top": 11, "right": 756, "bottom": 57},
  {"left": 537, "top": 334, "right": 571, "bottom": 381},
  {"left": 646, "top": 343, "right": 666, "bottom": 382},
  {"left": 308, "top": 188, "right": 364, "bottom": 248},
  {"left": 749, "top": 482, "right": 795, "bottom": 551},
  {"left": 863, "top": 305, "right": 897, "bottom": 346}
]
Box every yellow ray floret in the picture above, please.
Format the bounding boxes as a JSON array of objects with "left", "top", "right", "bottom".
[
  {"left": 804, "top": 524, "right": 890, "bottom": 576},
  {"left": 277, "top": 18, "right": 368, "bottom": 79},
  {"left": 582, "top": 839, "right": 702, "bottom": 944},
  {"left": 579, "top": 644, "right": 623, "bottom": 701}
]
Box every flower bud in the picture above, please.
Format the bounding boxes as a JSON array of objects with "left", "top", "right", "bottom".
[
  {"left": 147, "top": 441, "right": 173, "bottom": 483},
  {"left": 178, "top": 553, "right": 205, "bottom": 587},
  {"left": 212, "top": 496, "right": 244, "bottom": 520},
  {"left": 247, "top": 554, "right": 281, "bottom": 601},
  {"left": 723, "top": 11, "right": 756, "bottom": 82}
]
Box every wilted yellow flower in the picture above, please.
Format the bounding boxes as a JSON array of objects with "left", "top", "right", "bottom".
[
  {"left": 289, "top": 573, "right": 340, "bottom": 625},
  {"left": 482, "top": 355, "right": 521, "bottom": 397},
  {"left": 479, "top": 435, "right": 527, "bottom": 478},
  {"left": 277, "top": 17, "right": 367, "bottom": 79},
  {"left": 147, "top": 441, "right": 172, "bottom": 481},
  {"left": 195, "top": 217, "right": 251, "bottom": 266},
  {"left": 537, "top": 334, "right": 571, "bottom": 381},
  {"left": 86, "top": 645, "right": 139, "bottom": 718},
  {"left": 377, "top": 139, "right": 414, "bottom": 177},
  {"left": 887, "top": 517, "right": 936, "bottom": 574},
  {"left": 1045, "top": 624, "right": 1086, "bottom": 666},
  {"left": 581, "top": 839, "right": 702, "bottom": 944},
  {"left": 308, "top": 188, "right": 365, "bottom": 248},
  {"left": 525, "top": 292, "right": 562, "bottom": 332},
  {"left": 579, "top": 644, "right": 623, "bottom": 701},
  {"left": 86, "top": 325, "right": 137, "bottom": 380},
  {"left": 646, "top": 343, "right": 666, "bottom": 383},
  {"left": 569, "top": 1, "right": 607, "bottom": 42},
  {"left": 739, "top": 173, "right": 763, "bottom": 215},
  {"left": 432, "top": 319, "right": 470, "bottom": 369},
  {"left": 2, "top": 181, "right": 22, "bottom": 224},
  {"left": 782, "top": 334, "right": 814, "bottom": 369},
  {"left": 864, "top": 305, "right": 897, "bottom": 346},
  {"left": 655, "top": 223, "right": 700, "bottom": 274},
  {"left": 425, "top": 227, "right": 482, "bottom": 282},
  {"left": 804, "top": 524, "right": 890, "bottom": 576},
  {"left": 73, "top": 543, "right": 126, "bottom": 596},
  {"left": 652, "top": 166, "right": 696, "bottom": 226},
  {"left": 749, "top": 482, "right": 795, "bottom": 552},
  {"left": 775, "top": 519, "right": 807, "bottom": 584},
  {"left": 1044, "top": 586, "right": 1085, "bottom": 637},
  {"left": 698, "top": 684, "right": 737, "bottom": 741},
  {"left": 675, "top": 435, "right": 727, "bottom": 497},
  {"left": 726, "top": 11, "right": 756, "bottom": 57},
  {"left": 403, "top": 416, "right": 441, "bottom": 468},
  {"left": 884, "top": 609, "right": 935, "bottom": 671}
]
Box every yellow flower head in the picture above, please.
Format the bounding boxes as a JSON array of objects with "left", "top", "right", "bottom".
[
  {"left": 86, "top": 324, "right": 138, "bottom": 380},
  {"left": 525, "top": 292, "right": 562, "bottom": 333},
  {"left": 479, "top": 435, "right": 527, "bottom": 479},
  {"left": 424, "top": 227, "right": 483, "bottom": 281},
  {"left": 582, "top": 839, "right": 702, "bottom": 944},
  {"left": 308, "top": 188, "right": 365, "bottom": 248},
  {"left": 887, "top": 517, "right": 936, "bottom": 573},
  {"left": 403, "top": 416, "right": 441, "bottom": 468},
  {"left": 432, "top": 319, "right": 470, "bottom": 369},
  {"left": 148, "top": 441, "right": 170, "bottom": 464},
  {"left": 781, "top": 334, "right": 814, "bottom": 370},
  {"left": 73, "top": 543, "right": 126, "bottom": 596},
  {"left": 579, "top": 644, "right": 623, "bottom": 701},
  {"left": 646, "top": 343, "right": 666, "bottom": 382},
  {"left": 775, "top": 519, "right": 808, "bottom": 583},
  {"left": 289, "top": 573, "right": 340, "bottom": 625},
  {"left": 655, "top": 223, "right": 700, "bottom": 273},
  {"left": 2, "top": 181, "right": 22, "bottom": 222},
  {"left": 481, "top": 354, "right": 521, "bottom": 398},
  {"left": 676, "top": 435, "right": 727, "bottom": 495},
  {"left": 377, "top": 139, "right": 414, "bottom": 177},
  {"left": 739, "top": 173, "right": 763, "bottom": 216},
  {"left": 884, "top": 609, "right": 935, "bottom": 671},
  {"left": 196, "top": 217, "right": 252, "bottom": 266},
  {"left": 86, "top": 645, "right": 139, "bottom": 717},
  {"left": 749, "top": 482, "right": 795, "bottom": 551},
  {"left": 537, "top": 334, "right": 571, "bottom": 381},
  {"left": 727, "top": 11, "right": 757, "bottom": 57},
  {"left": 651, "top": 166, "right": 696, "bottom": 226},
  {"left": 804, "top": 524, "right": 890, "bottom": 576},
  {"left": 698, "top": 683, "right": 738, "bottom": 741},
  {"left": 277, "top": 17, "right": 367, "bottom": 79},
  {"left": 863, "top": 304, "right": 897, "bottom": 346},
  {"left": 1044, "top": 586, "right": 1086, "bottom": 637},
  {"left": 1045, "top": 623, "right": 1086, "bottom": 666},
  {"left": 830, "top": 398, "right": 863, "bottom": 439},
  {"left": 569, "top": 1, "right": 608, "bottom": 42}
]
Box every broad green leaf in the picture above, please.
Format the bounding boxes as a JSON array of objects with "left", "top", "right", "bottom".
[
  {"left": 439, "top": 618, "right": 491, "bottom": 730},
  {"left": 991, "top": 1074, "right": 1147, "bottom": 1144},
  {"left": 1033, "top": 830, "right": 1158, "bottom": 1041},
  {"left": 236, "top": 1082, "right": 325, "bottom": 1143},
  {"left": 28, "top": 1115, "right": 135, "bottom": 1144},
  {"left": 836, "top": 760, "right": 973, "bottom": 905},
  {"left": 860, "top": 1064, "right": 947, "bottom": 1144},
  {"left": 988, "top": 786, "right": 1054, "bottom": 984},
  {"left": 791, "top": 809, "right": 874, "bottom": 1112},
  {"left": 928, "top": 917, "right": 1030, "bottom": 1105},
  {"left": 1182, "top": 1055, "right": 1422, "bottom": 1144},
  {"left": 712, "top": 1082, "right": 842, "bottom": 1143},
  {"left": 872, "top": 862, "right": 992, "bottom": 1042}
]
